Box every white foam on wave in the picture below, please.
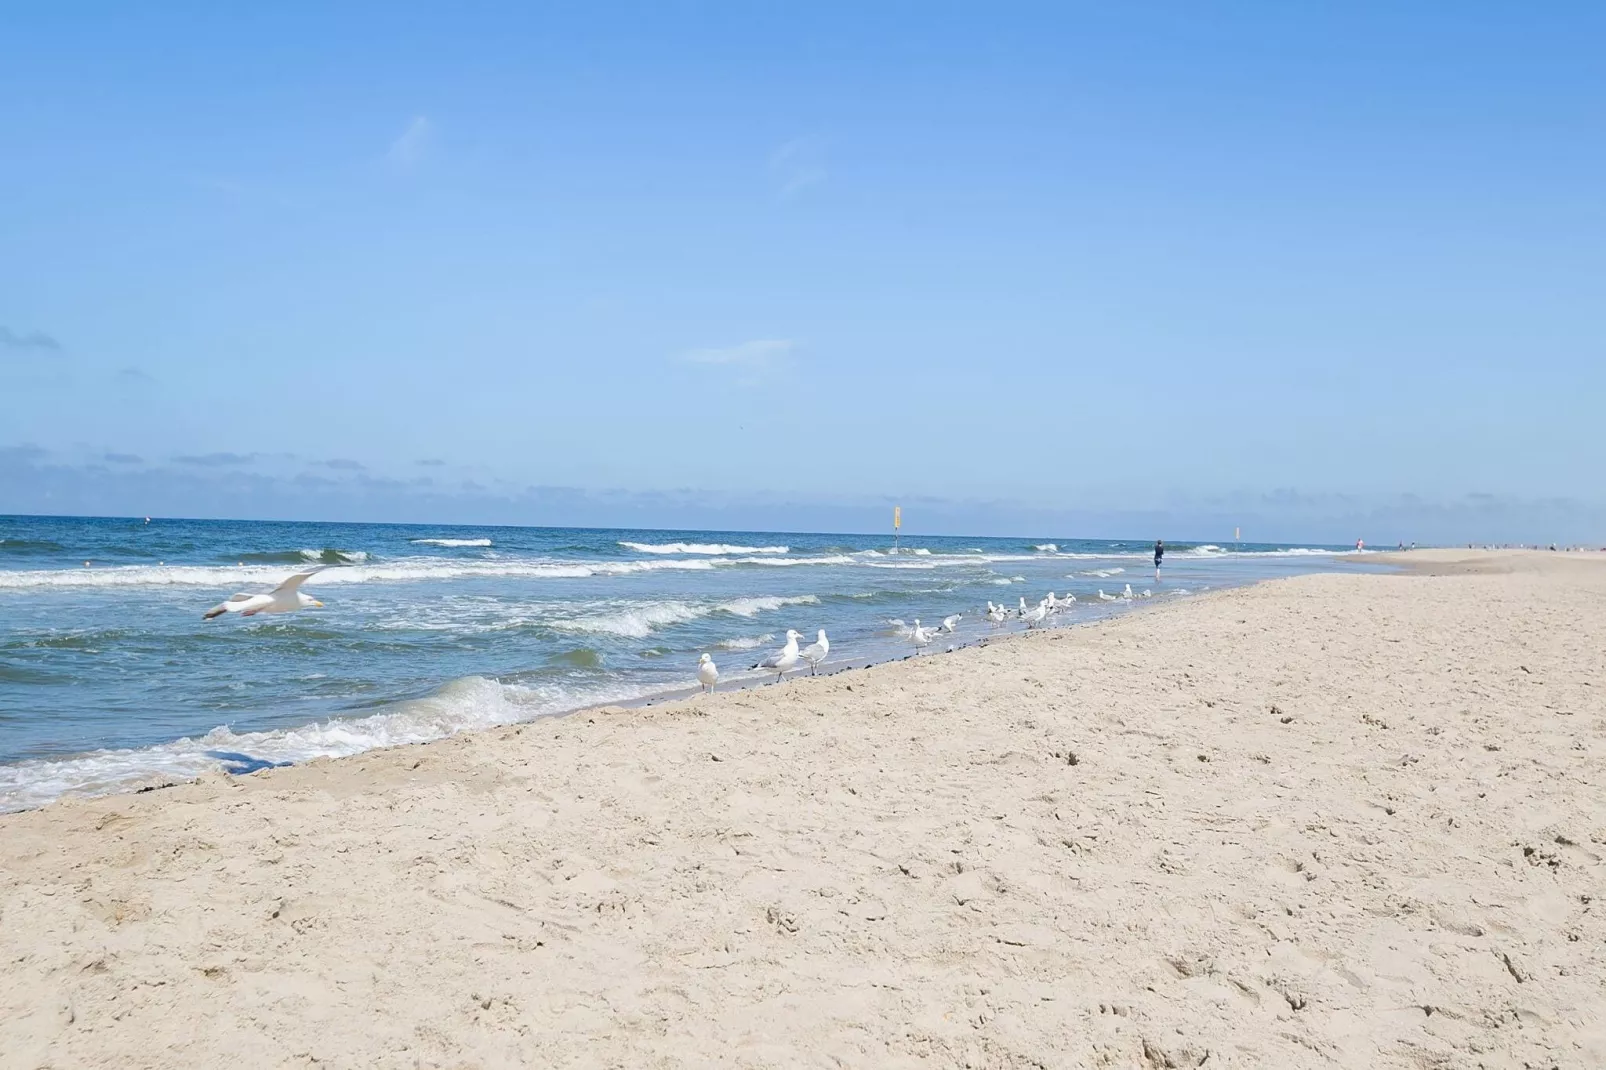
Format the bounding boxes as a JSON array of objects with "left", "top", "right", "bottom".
[
  {"left": 717, "top": 633, "right": 774, "bottom": 651},
  {"left": 722, "top": 595, "right": 819, "bottom": 617},
  {"left": 292, "top": 548, "right": 369, "bottom": 563},
  {"left": 1034, "top": 544, "right": 1059, "bottom": 553},
  {"left": 552, "top": 602, "right": 707, "bottom": 638},
  {"left": 1080, "top": 567, "right": 1127, "bottom": 578},
  {"left": 0, "top": 545, "right": 1102, "bottom": 591},
  {"left": 0, "top": 556, "right": 721, "bottom": 590},
  {"left": 409, "top": 538, "right": 492, "bottom": 548},
  {"left": 551, "top": 594, "right": 820, "bottom": 639},
  {"left": 0, "top": 675, "right": 663, "bottom": 813},
  {"left": 620, "top": 541, "right": 789, "bottom": 555}
]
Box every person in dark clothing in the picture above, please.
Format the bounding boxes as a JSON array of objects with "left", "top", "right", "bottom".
[{"left": 1153, "top": 539, "right": 1164, "bottom": 580}]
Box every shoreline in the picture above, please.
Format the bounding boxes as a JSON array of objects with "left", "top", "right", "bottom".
[
  {"left": 0, "top": 579, "right": 1196, "bottom": 814},
  {"left": 3, "top": 550, "right": 1601, "bottom": 1067}
]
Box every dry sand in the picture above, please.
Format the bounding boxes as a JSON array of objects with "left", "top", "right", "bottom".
[{"left": 2, "top": 550, "right": 1602, "bottom": 1069}]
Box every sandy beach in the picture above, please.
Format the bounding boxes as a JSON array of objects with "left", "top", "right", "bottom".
[{"left": 2, "top": 549, "right": 1602, "bottom": 1069}]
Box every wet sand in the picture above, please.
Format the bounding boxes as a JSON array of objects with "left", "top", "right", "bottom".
[{"left": 2, "top": 550, "right": 1602, "bottom": 1068}]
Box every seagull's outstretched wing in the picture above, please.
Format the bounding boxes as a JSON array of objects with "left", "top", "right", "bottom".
[
  {"left": 204, "top": 593, "right": 271, "bottom": 620},
  {"left": 271, "top": 565, "right": 335, "bottom": 595}
]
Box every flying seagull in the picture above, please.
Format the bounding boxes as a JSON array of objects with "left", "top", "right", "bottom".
[{"left": 203, "top": 566, "right": 333, "bottom": 620}]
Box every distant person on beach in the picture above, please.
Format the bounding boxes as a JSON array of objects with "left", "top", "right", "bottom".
[{"left": 1153, "top": 539, "right": 1164, "bottom": 580}]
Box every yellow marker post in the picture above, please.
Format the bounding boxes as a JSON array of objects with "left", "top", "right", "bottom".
[{"left": 893, "top": 506, "right": 901, "bottom": 552}]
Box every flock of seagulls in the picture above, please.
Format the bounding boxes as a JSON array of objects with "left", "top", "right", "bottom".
[
  {"left": 710, "top": 581, "right": 1158, "bottom": 691},
  {"left": 981, "top": 583, "right": 1153, "bottom": 634},
  {"left": 203, "top": 565, "right": 1156, "bottom": 700}
]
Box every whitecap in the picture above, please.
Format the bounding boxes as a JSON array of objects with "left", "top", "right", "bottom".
[
  {"left": 717, "top": 633, "right": 774, "bottom": 651},
  {"left": 549, "top": 594, "right": 820, "bottom": 639},
  {"left": 409, "top": 538, "right": 492, "bottom": 548},
  {"left": 620, "top": 541, "right": 789, "bottom": 555},
  {"left": 0, "top": 556, "right": 722, "bottom": 590}
]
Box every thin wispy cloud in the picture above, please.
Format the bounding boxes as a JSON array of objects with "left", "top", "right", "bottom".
[
  {"left": 183, "top": 173, "right": 295, "bottom": 208},
  {"left": 319, "top": 458, "right": 366, "bottom": 471},
  {"left": 104, "top": 452, "right": 143, "bottom": 464},
  {"left": 416, "top": 458, "right": 447, "bottom": 467},
  {"left": 173, "top": 452, "right": 258, "bottom": 467},
  {"left": 387, "top": 115, "right": 433, "bottom": 168},
  {"left": 115, "top": 367, "right": 155, "bottom": 385},
  {"left": 681, "top": 339, "right": 797, "bottom": 369},
  {"left": 769, "top": 138, "right": 826, "bottom": 200},
  {"left": 0, "top": 326, "right": 62, "bottom": 352}
]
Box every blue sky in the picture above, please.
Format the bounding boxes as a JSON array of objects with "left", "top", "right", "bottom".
[{"left": 2, "top": 3, "right": 1603, "bottom": 541}]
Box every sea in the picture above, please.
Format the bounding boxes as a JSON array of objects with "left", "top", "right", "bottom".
[{"left": 0, "top": 515, "right": 1373, "bottom": 811}]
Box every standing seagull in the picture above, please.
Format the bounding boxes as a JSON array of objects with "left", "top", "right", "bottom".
[
  {"left": 697, "top": 653, "right": 719, "bottom": 693},
  {"left": 800, "top": 629, "right": 829, "bottom": 675},
  {"left": 987, "top": 602, "right": 1007, "bottom": 627},
  {"left": 911, "top": 619, "right": 933, "bottom": 653},
  {"left": 1022, "top": 599, "right": 1049, "bottom": 628},
  {"left": 203, "top": 566, "right": 332, "bottom": 620},
  {"left": 942, "top": 614, "right": 962, "bottom": 633},
  {"left": 753, "top": 630, "right": 803, "bottom": 683}
]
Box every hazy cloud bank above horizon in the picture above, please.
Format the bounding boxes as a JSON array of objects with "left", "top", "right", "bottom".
[{"left": 1, "top": 445, "right": 1599, "bottom": 545}]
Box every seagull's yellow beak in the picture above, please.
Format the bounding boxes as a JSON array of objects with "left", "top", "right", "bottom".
[{"left": 312, "top": 600, "right": 325, "bottom": 608}]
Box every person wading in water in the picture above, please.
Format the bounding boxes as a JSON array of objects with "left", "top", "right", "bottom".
[{"left": 1153, "top": 539, "right": 1164, "bottom": 581}]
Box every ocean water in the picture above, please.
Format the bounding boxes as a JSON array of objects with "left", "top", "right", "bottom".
[{"left": 0, "top": 516, "right": 1370, "bottom": 811}]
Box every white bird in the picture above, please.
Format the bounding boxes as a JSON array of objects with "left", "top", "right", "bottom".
[
  {"left": 1045, "top": 592, "right": 1061, "bottom": 612},
  {"left": 697, "top": 653, "right": 719, "bottom": 693},
  {"left": 911, "top": 619, "right": 933, "bottom": 653},
  {"left": 801, "top": 629, "right": 829, "bottom": 674},
  {"left": 1022, "top": 599, "right": 1049, "bottom": 628},
  {"left": 753, "top": 629, "right": 803, "bottom": 683},
  {"left": 941, "top": 614, "right": 962, "bottom": 633},
  {"left": 203, "top": 566, "right": 331, "bottom": 620},
  {"left": 987, "top": 602, "right": 1007, "bottom": 626},
  {"left": 1141, "top": 588, "right": 1153, "bottom": 598},
  {"left": 1097, "top": 589, "right": 1117, "bottom": 602},
  {"left": 1017, "top": 596, "right": 1031, "bottom": 620},
  {"left": 1122, "top": 583, "right": 1134, "bottom": 601}
]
